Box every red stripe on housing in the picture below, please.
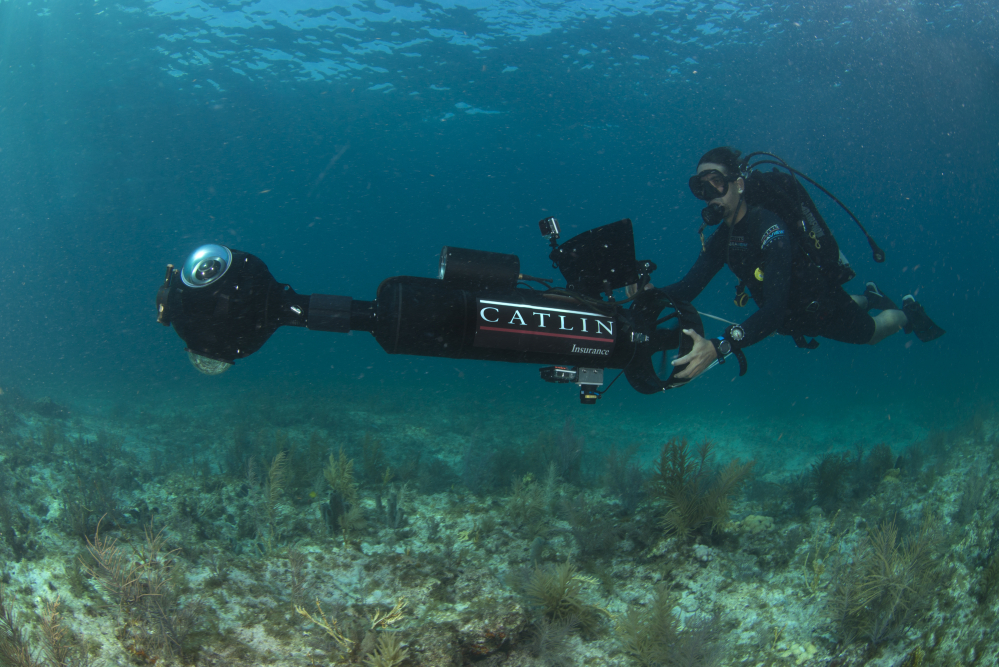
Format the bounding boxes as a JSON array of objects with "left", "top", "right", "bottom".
[{"left": 478, "top": 326, "right": 612, "bottom": 343}]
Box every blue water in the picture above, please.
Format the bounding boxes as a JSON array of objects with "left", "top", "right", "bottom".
[
  {"left": 1, "top": 1, "right": 998, "bottom": 665},
  {"left": 0, "top": 2, "right": 996, "bottom": 434}
]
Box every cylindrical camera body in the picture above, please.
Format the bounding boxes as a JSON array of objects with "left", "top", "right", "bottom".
[
  {"left": 438, "top": 247, "right": 520, "bottom": 291},
  {"left": 372, "top": 276, "right": 637, "bottom": 368}
]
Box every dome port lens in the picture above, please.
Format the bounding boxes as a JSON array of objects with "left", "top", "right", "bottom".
[
  {"left": 181, "top": 244, "right": 233, "bottom": 288},
  {"left": 195, "top": 259, "right": 222, "bottom": 282}
]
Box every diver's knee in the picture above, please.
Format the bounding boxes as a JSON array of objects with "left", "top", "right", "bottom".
[{"left": 867, "top": 310, "right": 905, "bottom": 344}]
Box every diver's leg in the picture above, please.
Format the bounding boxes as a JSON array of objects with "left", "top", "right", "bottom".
[
  {"left": 851, "top": 294, "right": 868, "bottom": 310},
  {"left": 862, "top": 282, "right": 898, "bottom": 311},
  {"left": 867, "top": 309, "right": 908, "bottom": 345}
]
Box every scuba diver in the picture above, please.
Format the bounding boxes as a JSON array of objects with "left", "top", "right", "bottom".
[
  {"left": 664, "top": 146, "right": 945, "bottom": 382},
  {"left": 154, "top": 146, "right": 943, "bottom": 403}
]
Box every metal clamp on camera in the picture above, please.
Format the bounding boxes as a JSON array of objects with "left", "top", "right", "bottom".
[{"left": 539, "top": 366, "right": 605, "bottom": 405}]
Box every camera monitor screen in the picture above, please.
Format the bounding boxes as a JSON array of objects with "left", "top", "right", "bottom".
[{"left": 549, "top": 218, "right": 640, "bottom": 298}]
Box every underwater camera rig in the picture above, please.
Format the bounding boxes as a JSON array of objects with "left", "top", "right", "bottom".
[{"left": 155, "top": 218, "right": 703, "bottom": 404}]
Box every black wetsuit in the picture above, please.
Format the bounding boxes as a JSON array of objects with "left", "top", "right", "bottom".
[{"left": 664, "top": 206, "right": 874, "bottom": 347}]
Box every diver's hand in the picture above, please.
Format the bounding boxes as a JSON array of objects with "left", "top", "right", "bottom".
[{"left": 671, "top": 329, "right": 718, "bottom": 380}]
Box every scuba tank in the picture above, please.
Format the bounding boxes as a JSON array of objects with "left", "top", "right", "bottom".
[{"left": 740, "top": 152, "right": 885, "bottom": 286}]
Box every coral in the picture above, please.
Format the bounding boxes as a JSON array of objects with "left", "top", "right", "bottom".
[
  {"left": 953, "top": 471, "right": 987, "bottom": 526},
  {"left": 339, "top": 506, "right": 367, "bottom": 535},
  {"left": 865, "top": 443, "right": 895, "bottom": 479},
  {"left": 522, "top": 562, "right": 607, "bottom": 632},
  {"left": 538, "top": 417, "right": 584, "bottom": 485},
  {"left": 0, "top": 497, "right": 37, "bottom": 562},
  {"left": 616, "top": 584, "right": 722, "bottom": 667},
  {"left": 900, "top": 442, "right": 926, "bottom": 481},
  {"left": 368, "top": 599, "right": 408, "bottom": 631},
  {"left": 415, "top": 455, "right": 458, "bottom": 494},
  {"left": 10, "top": 367, "right": 999, "bottom": 666},
  {"left": 29, "top": 396, "right": 70, "bottom": 420},
  {"left": 806, "top": 443, "right": 903, "bottom": 512},
  {"left": 321, "top": 447, "right": 362, "bottom": 537},
  {"left": 560, "top": 494, "right": 621, "bottom": 560},
  {"left": 203, "top": 545, "right": 231, "bottom": 588},
  {"left": 363, "top": 633, "right": 408, "bottom": 667},
  {"left": 528, "top": 616, "right": 578, "bottom": 667},
  {"left": 39, "top": 597, "right": 88, "bottom": 667},
  {"left": 64, "top": 470, "right": 124, "bottom": 538},
  {"left": 297, "top": 598, "right": 408, "bottom": 665},
  {"left": 781, "top": 472, "right": 812, "bottom": 517},
  {"left": 603, "top": 443, "right": 645, "bottom": 514},
  {"left": 81, "top": 521, "right": 144, "bottom": 608},
  {"left": 471, "top": 435, "right": 537, "bottom": 494},
  {"left": 978, "top": 549, "right": 999, "bottom": 603},
  {"left": 801, "top": 514, "right": 843, "bottom": 596},
  {"left": 507, "top": 465, "right": 559, "bottom": 537},
  {"left": 459, "top": 440, "right": 495, "bottom": 494},
  {"left": 617, "top": 584, "right": 679, "bottom": 665},
  {"left": 899, "top": 647, "right": 924, "bottom": 667},
  {"left": 264, "top": 450, "right": 287, "bottom": 552},
  {"left": 653, "top": 438, "right": 754, "bottom": 540},
  {"left": 375, "top": 484, "right": 408, "bottom": 530},
  {"left": 82, "top": 520, "right": 197, "bottom": 659},
  {"left": 295, "top": 598, "right": 355, "bottom": 653},
  {"left": 0, "top": 586, "right": 94, "bottom": 667},
  {"left": 832, "top": 516, "right": 939, "bottom": 646},
  {"left": 732, "top": 515, "right": 774, "bottom": 535},
  {"left": 222, "top": 424, "right": 254, "bottom": 478},
  {"left": 324, "top": 447, "right": 358, "bottom": 506},
  {"left": 777, "top": 641, "right": 818, "bottom": 665},
  {"left": 853, "top": 443, "right": 895, "bottom": 499},
  {"left": 809, "top": 451, "right": 850, "bottom": 509},
  {"left": 362, "top": 433, "right": 387, "bottom": 485},
  {"left": 287, "top": 549, "right": 307, "bottom": 605},
  {"left": 39, "top": 423, "right": 64, "bottom": 459},
  {"left": 0, "top": 585, "right": 35, "bottom": 667}
]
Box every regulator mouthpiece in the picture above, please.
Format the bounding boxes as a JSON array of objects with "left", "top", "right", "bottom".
[{"left": 700, "top": 203, "right": 726, "bottom": 226}]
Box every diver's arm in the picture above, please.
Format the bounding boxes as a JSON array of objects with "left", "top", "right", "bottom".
[
  {"left": 672, "top": 221, "right": 793, "bottom": 380},
  {"left": 661, "top": 241, "right": 724, "bottom": 303}
]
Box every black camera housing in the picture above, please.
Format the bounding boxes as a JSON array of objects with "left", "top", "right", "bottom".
[{"left": 157, "top": 219, "right": 701, "bottom": 400}]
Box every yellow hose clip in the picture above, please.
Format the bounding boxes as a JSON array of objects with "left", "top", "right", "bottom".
[
  {"left": 809, "top": 230, "right": 821, "bottom": 250},
  {"left": 754, "top": 267, "right": 764, "bottom": 282}
]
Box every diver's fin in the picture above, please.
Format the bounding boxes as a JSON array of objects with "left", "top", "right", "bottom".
[
  {"left": 902, "top": 295, "right": 945, "bottom": 342},
  {"left": 863, "top": 282, "right": 897, "bottom": 312}
]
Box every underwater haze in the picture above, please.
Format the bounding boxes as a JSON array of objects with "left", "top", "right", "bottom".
[{"left": 1, "top": 0, "right": 998, "bottom": 665}]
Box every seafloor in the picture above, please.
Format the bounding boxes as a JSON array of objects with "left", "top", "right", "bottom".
[{"left": 0, "top": 382, "right": 996, "bottom": 667}]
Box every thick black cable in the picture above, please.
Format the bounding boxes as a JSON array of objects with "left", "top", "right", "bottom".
[{"left": 595, "top": 344, "right": 637, "bottom": 399}]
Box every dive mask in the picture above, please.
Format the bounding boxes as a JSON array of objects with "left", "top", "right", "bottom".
[{"left": 688, "top": 169, "right": 734, "bottom": 202}]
